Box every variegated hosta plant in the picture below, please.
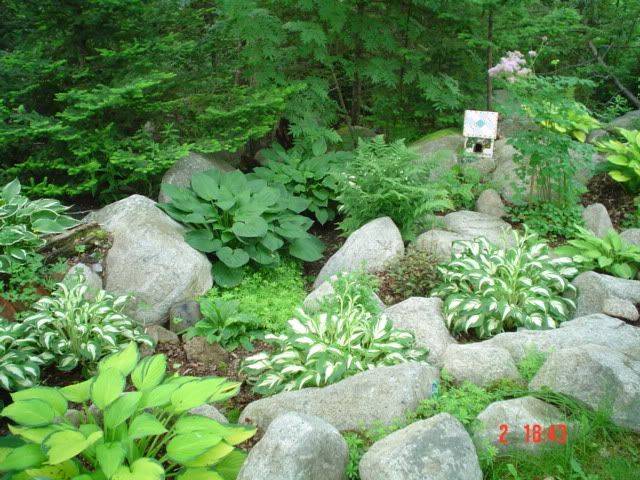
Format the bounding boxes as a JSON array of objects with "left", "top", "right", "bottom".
[
  {"left": 0, "top": 178, "right": 78, "bottom": 273},
  {"left": 432, "top": 231, "right": 578, "bottom": 339},
  {"left": 0, "top": 320, "right": 51, "bottom": 391},
  {"left": 242, "top": 280, "right": 427, "bottom": 395},
  {"left": 23, "top": 273, "right": 153, "bottom": 372},
  {"left": 0, "top": 343, "right": 255, "bottom": 480}
]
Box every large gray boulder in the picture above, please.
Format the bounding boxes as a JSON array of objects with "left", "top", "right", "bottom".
[
  {"left": 530, "top": 345, "right": 640, "bottom": 432},
  {"left": 473, "top": 397, "right": 568, "bottom": 453},
  {"left": 85, "top": 195, "right": 212, "bottom": 325},
  {"left": 620, "top": 228, "right": 640, "bottom": 247},
  {"left": 490, "top": 139, "right": 523, "bottom": 203},
  {"left": 571, "top": 271, "right": 640, "bottom": 320},
  {"left": 314, "top": 217, "right": 404, "bottom": 288},
  {"left": 582, "top": 203, "right": 614, "bottom": 238},
  {"left": 239, "top": 362, "right": 439, "bottom": 432},
  {"left": 359, "top": 413, "right": 482, "bottom": 480},
  {"left": 475, "top": 189, "right": 506, "bottom": 218},
  {"left": 158, "top": 152, "right": 235, "bottom": 203},
  {"left": 410, "top": 131, "right": 463, "bottom": 164},
  {"left": 609, "top": 109, "right": 640, "bottom": 130},
  {"left": 238, "top": 412, "right": 347, "bottom": 480},
  {"left": 385, "top": 297, "right": 455, "bottom": 364},
  {"left": 443, "top": 211, "right": 514, "bottom": 246},
  {"left": 442, "top": 344, "right": 521, "bottom": 387},
  {"left": 484, "top": 314, "right": 640, "bottom": 362},
  {"left": 414, "top": 229, "right": 474, "bottom": 262}
]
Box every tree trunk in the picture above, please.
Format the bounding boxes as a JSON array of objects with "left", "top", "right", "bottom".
[{"left": 486, "top": 8, "right": 494, "bottom": 111}]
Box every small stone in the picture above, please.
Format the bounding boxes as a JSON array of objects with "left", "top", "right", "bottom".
[
  {"left": 359, "top": 413, "right": 482, "bottom": 480},
  {"left": 169, "top": 300, "right": 202, "bottom": 333},
  {"left": 443, "top": 210, "right": 514, "bottom": 246},
  {"left": 582, "top": 203, "right": 614, "bottom": 238},
  {"left": 189, "top": 404, "right": 228, "bottom": 423},
  {"left": 145, "top": 325, "right": 179, "bottom": 345},
  {"left": 475, "top": 189, "right": 506, "bottom": 218},
  {"left": 442, "top": 344, "right": 521, "bottom": 387},
  {"left": 602, "top": 296, "right": 639, "bottom": 322},
  {"left": 183, "top": 336, "right": 229, "bottom": 365},
  {"left": 238, "top": 412, "right": 348, "bottom": 480}
]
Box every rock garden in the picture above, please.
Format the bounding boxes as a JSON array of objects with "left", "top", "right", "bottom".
[{"left": 2, "top": 3, "right": 640, "bottom": 479}]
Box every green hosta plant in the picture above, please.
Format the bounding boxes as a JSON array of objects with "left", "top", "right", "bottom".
[
  {"left": 158, "top": 169, "right": 323, "bottom": 287},
  {"left": 242, "top": 273, "right": 427, "bottom": 395},
  {"left": 0, "top": 342, "right": 254, "bottom": 479},
  {"left": 598, "top": 129, "right": 640, "bottom": 192},
  {"left": 0, "top": 321, "right": 50, "bottom": 391},
  {"left": 23, "top": 273, "right": 153, "bottom": 372},
  {"left": 433, "top": 231, "right": 578, "bottom": 339},
  {"left": 0, "top": 179, "right": 78, "bottom": 273},
  {"left": 250, "top": 144, "right": 349, "bottom": 225},
  {"left": 185, "top": 298, "right": 265, "bottom": 352},
  {"left": 556, "top": 226, "right": 640, "bottom": 279}
]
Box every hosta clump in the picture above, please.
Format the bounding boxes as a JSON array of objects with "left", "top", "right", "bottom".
[
  {"left": 556, "top": 226, "right": 640, "bottom": 279},
  {"left": 0, "top": 343, "right": 255, "bottom": 479},
  {"left": 250, "top": 144, "right": 348, "bottom": 224},
  {"left": 23, "top": 273, "right": 153, "bottom": 372},
  {"left": 159, "top": 169, "right": 324, "bottom": 287},
  {"left": 242, "top": 273, "right": 427, "bottom": 395},
  {"left": 432, "top": 231, "right": 578, "bottom": 339},
  {"left": 0, "top": 178, "right": 78, "bottom": 273},
  {"left": 0, "top": 320, "right": 50, "bottom": 391},
  {"left": 598, "top": 128, "right": 640, "bottom": 192}
]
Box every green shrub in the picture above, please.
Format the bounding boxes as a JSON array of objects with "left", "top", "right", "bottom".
[
  {"left": 0, "top": 320, "right": 48, "bottom": 391},
  {"left": 378, "top": 248, "right": 440, "bottom": 305},
  {"left": 0, "top": 179, "right": 77, "bottom": 273},
  {"left": 598, "top": 128, "right": 640, "bottom": 192},
  {"left": 185, "top": 298, "right": 265, "bottom": 352},
  {"left": 507, "top": 203, "right": 584, "bottom": 243},
  {"left": 440, "top": 165, "right": 485, "bottom": 211},
  {"left": 242, "top": 272, "right": 427, "bottom": 395},
  {"left": 159, "top": 169, "right": 323, "bottom": 287},
  {"left": 336, "top": 136, "right": 451, "bottom": 238},
  {"left": 316, "top": 271, "right": 383, "bottom": 316},
  {"left": 0, "top": 343, "right": 254, "bottom": 479},
  {"left": 433, "top": 230, "right": 578, "bottom": 339},
  {"left": 205, "top": 260, "right": 306, "bottom": 332},
  {"left": 23, "top": 273, "right": 153, "bottom": 372},
  {"left": 556, "top": 226, "right": 640, "bottom": 279},
  {"left": 250, "top": 144, "right": 348, "bottom": 225}
]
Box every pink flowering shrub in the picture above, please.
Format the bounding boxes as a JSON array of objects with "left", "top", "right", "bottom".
[{"left": 488, "top": 51, "right": 532, "bottom": 82}]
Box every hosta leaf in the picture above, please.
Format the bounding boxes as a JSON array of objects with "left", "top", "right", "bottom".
[
  {"left": 131, "top": 354, "right": 167, "bottom": 391},
  {"left": 212, "top": 262, "right": 244, "bottom": 288},
  {"left": 288, "top": 236, "right": 324, "bottom": 262},
  {"left": 98, "top": 342, "right": 139, "bottom": 376},
  {"left": 128, "top": 413, "right": 167, "bottom": 439},
  {"left": 96, "top": 442, "right": 126, "bottom": 479},
  {"left": 2, "top": 399, "right": 56, "bottom": 427},
  {"left": 91, "top": 368, "right": 125, "bottom": 410},
  {"left": 216, "top": 247, "right": 250, "bottom": 269},
  {"left": 186, "top": 230, "right": 222, "bottom": 253},
  {"left": 12, "top": 387, "right": 68, "bottom": 416},
  {"left": 104, "top": 392, "right": 142, "bottom": 429},
  {"left": 0, "top": 443, "right": 46, "bottom": 471},
  {"left": 112, "top": 458, "right": 164, "bottom": 480},
  {"left": 43, "top": 430, "right": 103, "bottom": 465},
  {"left": 231, "top": 216, "right": 269, "bottom": 238}
]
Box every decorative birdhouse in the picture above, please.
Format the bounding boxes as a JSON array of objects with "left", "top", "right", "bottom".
[{"left": 463, "top": 110, "right": 499, "bottom": 159}]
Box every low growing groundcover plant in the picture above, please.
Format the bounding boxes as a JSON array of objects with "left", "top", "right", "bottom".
[
  {"left": 0, "top": 342, "right": 255, "bottom": 479},
  {"left": 433, "top": 230, "right": 578, "bottom": 338},
  {"left": 158, "top": 168, "right": 323, "bottom": 287}
]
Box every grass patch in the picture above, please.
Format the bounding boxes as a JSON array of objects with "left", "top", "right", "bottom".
[
  {"left": 203, "top": 259, "right": 306, "bottom": 332},
  {"left": 343, "top": 373, "right": 640, "bottom": 480}
]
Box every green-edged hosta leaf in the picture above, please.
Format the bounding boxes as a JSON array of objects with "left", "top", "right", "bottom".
[
  {"left": 24, "top": 460, "right": 80, "bottom": 479},
  {"left": 1, "top": 178, "right": 21, "bottom": 202},
  {"left": 166, "top": 433, "right": 223, "bottom": 464},
  {"left": 12, "top": 387, "right": 68, "bottom": 416},
  {"left": 91, "top": 368, "right": 125, "bottom": 410},
  {"left": 104, "top": 392, "right": 142, "bottom": 429},
  {"left": 112, "top": 458, "right": 164, "bottom": 480},
  {"left": 131, "top": 354, "right": 167, "bottom": 391},
  {"left": 183, "top": 441, "right": 234, "bottom": 467},
  {"left": 216, "top": 247, "right": 250, "bottom": 269},
  {"left": 177, "top": 469, "right": 224, "bottom": 480},
  {"left": 43, "top": 430, "right": 103, "bottom": 465},
  {"left": 214, "top": 450, "right": 248, "bottom": 480},
  {"left": 96, "top": 442, "right": 126, "bottom": 479},
  {"left": 60, "top": 379, "right": 93, "bottom": 403},
  {"left": 128, "top": 413, "right": 167, "bottom": 439},
  {"left": 98, "top": 342, "right": 139, "bottom": 376},
  {"left": 2, "top": 399, "right": 56, "bottom": 426},
  {"left": 0, "top": 443, "right": 46, "bottom": 470}
]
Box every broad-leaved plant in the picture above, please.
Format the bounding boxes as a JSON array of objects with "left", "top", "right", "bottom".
[
  {"left": 0, "top": 343, "right": 254, "bottom": 479},
  {"left": 598, "top": 128, "right": 640, "bottom": 192},
  {"left": 433, "top": 231, "right": 578, "bottom": 338},
  {"left": 0, "top": 320, "right": 49, "bottom": 391},
  {"left": 158, "top": 169, "right": 323, "bottom": 287}
]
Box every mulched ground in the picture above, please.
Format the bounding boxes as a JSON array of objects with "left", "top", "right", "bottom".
[
  {"left": 303, "top": 220, "right": 346, "bottom": 287},
  {"left": 582, "top": 173, "right": 636, "bottom": 230}
]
